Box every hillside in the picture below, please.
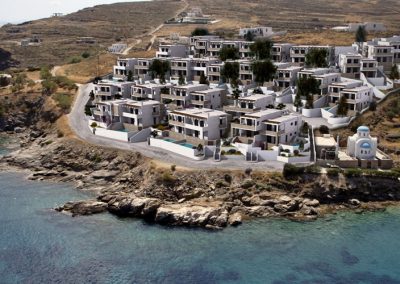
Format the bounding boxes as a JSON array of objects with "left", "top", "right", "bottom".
[
  {"left": 189, "top": 0, "right": 400, "bottom": 32},
  {"left": 0, "top": 0, "right": 186, "bottom": 70}
]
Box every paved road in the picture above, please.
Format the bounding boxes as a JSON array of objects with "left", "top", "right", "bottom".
[{"left": 68, "top": 84, "right": 284, "bottom": 171}]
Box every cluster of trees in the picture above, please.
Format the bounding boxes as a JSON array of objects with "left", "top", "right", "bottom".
[
  {"left": 389, "top": 64, "right": 400, "bottom": 80},
  {"left": 305, "top": 48, "right": 329, "bottom": 68},
  {"left": 191, "top": 28, "right": 209, "bottom": 37},
  {"left": 355, "top": 26, "right": 367, "bottom": 43},
  {"left": 149, "top": 59, "right": 170, "bottom": 84},
  {"left": 219, "top": 46, "right": 239, "bottom": 61},
  {"left": 294, "top": 77, "right": 320, "bottom": 109},
  {"left": 40, "top": 67, "right": 77, "bottom": 95}
]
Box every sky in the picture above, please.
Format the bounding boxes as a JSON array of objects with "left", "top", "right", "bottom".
[{"left": 0, "top": 0, "right": 149, "bottom": 23}]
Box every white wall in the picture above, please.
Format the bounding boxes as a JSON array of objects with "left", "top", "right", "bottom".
[
  {"left": 130, "top": 128, "right": 151, "bottom": 143},
  {"left": 302, "top": 108, "right": 322, "bottom": 118},
  {"left": 94, "top": 127, "right": 131, "bottom": 142},
  {"left": 149, "top": 138, "right": 204, "bottom": 160}
]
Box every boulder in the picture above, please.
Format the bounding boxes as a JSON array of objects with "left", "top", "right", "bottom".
[
  {"left": 155, "top": 204, "right": 228, "bottom": 228},
  {"left": 56, "top": 200, "right": 107, "bottom": 216},
  {"left": 349, "top": 199, "right": 361, "bottom": 206},
  {"left": 303, "top": 199, "right": 320, "bottom": 207},
  {"left": 228, "top": 213, "right": 243, "bottom": 226},
  {"left": 14, "top": 127, "right": 25, "bottom": 133},
  {"left": 91, "top": 170, "right": 120, "bottom": 180}
]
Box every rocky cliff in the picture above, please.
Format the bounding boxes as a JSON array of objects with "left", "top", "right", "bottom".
[{"left": 2, "top": 132, "right": 400, "bottom": 230}]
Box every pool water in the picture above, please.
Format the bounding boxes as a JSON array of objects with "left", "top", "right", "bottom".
[
  {"left": 181, "top": 143, "right": 195, "bottom": 149},
  {"left": 163, "top": 138, "right": 176, "bottom": 143}
]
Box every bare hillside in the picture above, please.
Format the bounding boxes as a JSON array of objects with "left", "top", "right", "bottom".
[{"left": 0, "top": 0, "right": 185, "bottom": 69}]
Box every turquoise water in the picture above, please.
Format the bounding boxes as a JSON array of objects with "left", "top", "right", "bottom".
[
  {"left": 1, "top": 172, "right": 400, "bottom": 283},
  {"left": 163, "top": 138, "right": 176, "bottom": 143},
  {"left": 181, "top": 142, "right": 195, "bottom": 149}
]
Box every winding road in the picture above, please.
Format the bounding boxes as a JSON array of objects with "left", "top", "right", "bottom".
[{"left": 68, "top": 84, "right": 284, "bottom": 171}]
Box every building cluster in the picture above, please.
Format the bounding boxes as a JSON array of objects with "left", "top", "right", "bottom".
[{"left": 88, "top": 29, "right": 397, "bottom": 168}]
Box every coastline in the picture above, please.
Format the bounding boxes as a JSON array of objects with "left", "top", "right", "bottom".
[{"left": 2, "top": 132, "right": 400, "bottom": 230}]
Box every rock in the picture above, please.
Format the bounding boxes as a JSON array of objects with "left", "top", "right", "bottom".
[
  {"left": 14, "top": 127, "right": 25, "bottom": 133},
  {"left": 107, "top": 196, "right": 161, "bottom": 218},
  {"left": 302, "top": 206, "right": 318, "bottom": 216},
  {"left": 228, "top": 213, "right": 243, "bottom": 226},
  {"left": 155, "top": 204, "right": 228, "bottom": 228},
  {"left": 91, "top": 170, "right": 119, "bottom": 180},
  {"left": 349, "top": 199, "right": 361, "bottom": 206},
  {"left": 56, "top": 200, "right": 107, "bottom": 216},
  {"left": 278, "top": 195, "right": 292, "bottom": 204},
  {"left": 303, "top": 199, "right": 320, "bottom": 207}
]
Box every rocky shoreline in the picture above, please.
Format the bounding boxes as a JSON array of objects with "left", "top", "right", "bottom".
[{"left": 2, "top": 129, "right": 400, "bottom": 230}]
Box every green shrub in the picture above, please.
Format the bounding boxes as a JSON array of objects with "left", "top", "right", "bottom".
[
  {"left": 283, "top": 164, "right": 305, "bottom": 179},
  {"left": 81, "top": 51, "right": 90, "bottom": 58},
  {"left": 170, "top": 164, "right": 176, "bottom": 172},
  {"left": 304, "top": 165, "right": 321, "bottom": 174},
  {"left": 244, "top": 168, "right": 252, "bottom": 175},
  {"left": 69, "top": 56, "right": 82, "bottom": 64},
  {"left": 160, "top": 172, "right": 176, "bottom": 185},
  {"left": 241, "top": 179, "right": 255, "bottom": 189},
  {"left": 344, "top": 168, "right": 363, "bottom": 177},
  {"left": 327, "top": 168, "right": 341, "bottom": 176},
  {"left": 224, "top": 174, "right": 232, "bottom": 183},
  {"left": 319, "top": 125, "right": 330, "bottom": 134},
  {"left": 52, "top": 93, "right": 73, "bottom": 112}
]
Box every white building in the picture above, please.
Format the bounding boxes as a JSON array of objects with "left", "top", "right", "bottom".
[
  {"left": 239, "top": 27, "right": 274, "bottom": 38},
  {"left": 168, "top": 108, "right": 229, "bottom": 141},
  {"left": 290, "top": 45, "right": 335, "bottom": 66},
  {"left": 224, "top": 93, "right": 275, "bottom": 117},
  {"left": 347, "top": 126, "right": 377, "bottom": 159},
  {"left": 94, "top": 80, "right": 135, "bottom": 102},
  {"left": 340, "top": 85, "right": 373, "bottom": 112},
  {"left": 339, "top": 53, "right": 362, "bottom": 79},
  {"left": 92, "top": 99, "right": 162, "bottom": 130},
  {"left": 113, "top": 58, "right": 137, "bottom": 80},
  {"left": 272, "top": 43, "right": 293, "bottom": 62},
  {"left": 161, "top": 84, "right": 209, "bottom": 108},
  {"left": 275, "top": 64, "right": 303, "bottom": 89},
  {"left": 189, "top": 88, "right": 225, "bottom": 109},
  {"left": 131, "top": 83, "right": 171, "bottom": 102},
  {"left": 156, "top": 44, "right": 188, "bottom": 58}
]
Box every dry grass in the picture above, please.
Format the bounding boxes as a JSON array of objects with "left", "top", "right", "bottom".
[{"left": 0, "top": 0, "right": 186, "bottom": 69}]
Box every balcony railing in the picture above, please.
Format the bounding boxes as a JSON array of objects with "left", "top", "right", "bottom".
[{"left": 231, "top": 123, "right": 256, "bottom": 131}]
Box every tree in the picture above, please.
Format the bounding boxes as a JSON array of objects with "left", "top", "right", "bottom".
[
  {"left": 199, "top": 72, "right": 209, "bottom": 85},
  {"left": 251, "top": 60, "right": 277, "bottom": 86},
  {"left": 191, "top": 28, "right": 209, "bottom": 36},
  {"left": 221, "top": 62, "right": 239, "bottom": 87},
  {"left": 178, "top": 74, "right": 185, "bottom": 85},
  {"left": 319, "top": 125, "right": 330, "bottom": 134},
  {"left": 11, "top": 73, "right": 27, "bottom": 92},
  {"left": 149, "top": 59, "right": 170, "bottom": 83},
  {"left": 337, "top": 95, "right": 348, "bottom": 117},
  {"left": 355, "top": 26, "right": 367, "bottom": 43},
  {"left": 0, "top": 76, "right": 10, "bottom": 87},
  {"left": 305, "top": 48, "right": 328, "bottom": 68},
  {"left": 249, "top": 39, "right": 273, "bottom": 60},
  {"left": 244, "top": 31, "right": 254, "bottom": 42},
  {"left": 294, "top": 92, "right": 303, "bottom": 108},
  {"left": 127, "top": 70, "right": 134, "bottom": 82},
  {"left": 232, "top": 88, "right": 241, "bottom": 100},
  {"left": 219, "top": 46, "right": 239, "bottom": 61},
  {"left": 296, "top": 76, "right": 320, "bottom": 109},
  {"left": 40, "top": 66, "right": 52, "bottom": 80},
  {"left": 389, "top": 64, "right": 400, "bottom": 80}
]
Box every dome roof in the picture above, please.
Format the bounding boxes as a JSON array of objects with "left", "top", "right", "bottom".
[
  {"left": 357, "top": 126, "right": 370, "bottom": 132},
  {"left": 360, "top": 142, "right": 371, "bottom": 149}
]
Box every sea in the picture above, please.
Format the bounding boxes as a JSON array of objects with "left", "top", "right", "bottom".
[{"left": 0, "top": 139, "right": 400, "bottom": 283}]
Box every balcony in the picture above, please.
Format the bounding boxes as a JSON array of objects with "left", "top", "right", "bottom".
[
  {"left": 169, "top": 120, "right": 185, "bottom": 127},
  {"left": 132, "top": 92, "right": 146, "bottom": 98},
  {"left": 161, "top": 94, "right": 188, "bottom": 101},
  {"left": 122, "top": 112, "right": 142, "bottom": 119},
  {"left": 224, "top": 106, "right": 260, "bottom": 113},
  {"left": 260, "top": 129, "right": 285, "bottom": 136},
  {"left": 231, "top": 123, "right": 256, "bottom": 131},
  {"left": 191, "top": 100, "right": 210, "bottom": 106}
]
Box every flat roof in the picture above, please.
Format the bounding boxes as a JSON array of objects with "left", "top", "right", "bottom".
[
  {"left": 267, "top": 114, "right": 301, "bottom": 123},
  {"left": 239, "top": 94, "right": 272, "bottom": 101},
  {"left": 342, "top": 85, "right": 371, "bottom": 92},
  {"left": 245, "top": 109, "right": 282, "bottom": 118},
  {"left": 315, "top": 136, "right": 337, "bottom": 147},
  {"left": 192, "top": 88, "right": 224, "bottom": 94},
  {"left": 172, "top": 108, "right": 227, "bottom": 118}
]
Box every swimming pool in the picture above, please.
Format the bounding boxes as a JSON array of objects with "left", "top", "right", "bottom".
[
  {"left": 163, "top": 138, "right": 176, "bottom": 143},
  {"left": 181, "top": 143, "right": 194, "bottom": 149}
]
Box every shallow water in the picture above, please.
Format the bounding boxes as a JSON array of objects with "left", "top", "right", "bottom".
[{"left": 1, "top": 171, "right": 400, "bottom": 283}]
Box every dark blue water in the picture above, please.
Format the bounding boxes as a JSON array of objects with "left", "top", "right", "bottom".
[{"left": 1, "top": 172, "right": 400, "bottom": 283}]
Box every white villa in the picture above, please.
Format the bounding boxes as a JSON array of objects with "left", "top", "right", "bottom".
[{"left": 168, "top": 108, "right": 228, "bottom": 141}]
